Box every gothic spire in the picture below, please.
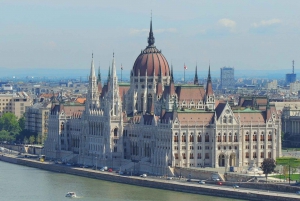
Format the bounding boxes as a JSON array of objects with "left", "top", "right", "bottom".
[
  {"left": 97, "top": 64, "right": 101, "bottom": 83},
  {"left": 171, "top": 64, "right": 174, "bottom": 82},
  {"left": 194, "top": 63, "right": 199, "bottom": 85},
  {"left": 206, "top": 64, "right": 213, "bottom": 96},
  {"left": 90, "top": 53, "right": 95, "bottom": 77},
  {"left": 107, "top": 65, "right": 111, "bottom": 84},
  {"left": 147, "top": 16, "right": 155, "bottom": 46}
]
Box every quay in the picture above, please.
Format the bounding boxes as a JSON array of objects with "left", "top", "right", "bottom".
[{"left": 0, "top": 154, "right": 299, "bottom": 201}]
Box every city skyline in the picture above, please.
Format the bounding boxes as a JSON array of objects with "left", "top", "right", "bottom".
[{"left": 1, "top": 1, "right": 299, "bottom": 73}]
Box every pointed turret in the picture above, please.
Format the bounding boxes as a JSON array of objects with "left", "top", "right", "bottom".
[
  {"left": 206, "top": 64, "right": 213, "bottom": 96},
  {"left": 90, "top": 53, "right": 96, "bottom": 77},
  {"left": 97, "top": 65, "right": 101, "bottom": 83},
  {"left": 205, "top": 64, "right": 215, "bottom": 110},
  {"left": 147, "top": 17, "right": 155, "bottom": 47},
  {"left": 171, "top": 64, "right": 174, "bottom": 82},
  {"left": 194, "top": 64, "right": 199, "bottom": 85},
  {"left": 107, "top": 65, "right": 111, "bottom": 84},
  {"left": 97, "top": 65, "right": 102, "bottom": 94}
]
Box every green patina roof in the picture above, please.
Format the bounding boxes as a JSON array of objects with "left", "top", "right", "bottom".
[
  {"left": 232, "top": 107, "right": 262, "bottom": 113},
  {"left": 118, "top": 82, "right": 130, "bottom": 86}
]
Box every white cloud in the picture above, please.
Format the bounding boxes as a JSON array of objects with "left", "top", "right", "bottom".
[
  {"left": 129, "top": 28, "right": 177, "bottom": 35},
  {"left": 251, "top": 19, "right": 282, "bottom": 28},
  {"left": 218, "top": 18, "right": 236, "bottom": 28}
]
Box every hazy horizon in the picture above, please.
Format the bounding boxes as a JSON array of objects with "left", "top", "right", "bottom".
[{"left": 1, "top": 1, "right": 299, "bottom": 74}]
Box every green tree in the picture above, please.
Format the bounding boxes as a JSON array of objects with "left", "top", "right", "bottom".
[
  {"left": 0, "top": 113, "right": 21, "bottom": 136},
  {"left": 0, "top": 130, "right": 14, "bottom": 142},
  {"left": 37, "top": 134, "right": 42, "bottom": 145},
  {"left": 29, "top": 135, "right": 35, "bottom": 144},
  {"left": 261, "top": 158, "right": 276, "bottom": 182},
  {"left": 18, "top": 115, "right": 25, "bottom": 130}
]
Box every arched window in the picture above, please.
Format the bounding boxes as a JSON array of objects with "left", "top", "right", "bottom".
[
  {"left": 217, "top": 133, "right": 221, "bottom": 142},
  {"left": 234, "top": 133, "right": 238, "bottom": 142},
  {"left": 147, "top": 94, "right": 152, "bottom": 112},
  {"left": 223, "top": 133, "right": 227, "bottom": 142},
  {"left": 114, "top": 128, "right": 118, "bottom": 137},
  {"left": 182, "top": 134, "right": 186, "bottom": 142},
  {"left": 197, "top": 153, "right": 201, "bottom": 159},
  {"left": 245, "top": 134, "right": 249, "bottom": 142},
  {"left": 197, "top": 134, "right": 202, "bottom": 142},
  {"left": 174, "top": 135, "right": 178, "bottom": 142},
  {"left": 223, "top": 116, "right": 227, "bottom": 123},
  {"left": 229, "top": 133, "right": 232, "bottom": 142},
  {"left": 190, "top": 153, "right": 194, "bottom": 159},
  {"left": 260, "top": 134, "right": 265, "bottom": 141},
  {"left": 205, "top": 134, "right": 209, "bottom": 142},
  {"left": 190, "top": 134, "right": 194, "bottom": 143}
]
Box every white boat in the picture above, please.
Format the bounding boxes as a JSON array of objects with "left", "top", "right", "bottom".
[{"left": 65, "top": 192, "right": 76, "bottom": 198}]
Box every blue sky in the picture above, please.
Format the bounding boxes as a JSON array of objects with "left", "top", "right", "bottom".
[{"left": 0, "top": 0, "right": 299, "bottom": 77}]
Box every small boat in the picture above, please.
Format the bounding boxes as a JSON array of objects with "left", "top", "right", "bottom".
[{"left": 65, "top": 192, "right": 76, "bottom": 198}]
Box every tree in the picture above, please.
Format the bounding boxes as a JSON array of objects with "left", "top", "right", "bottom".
[
  {"left": 0, "top": 112, "right": 21, "bottom": 136},
  {"left": 18, "top": 115, "right": 25, "bottom": 130},
  {"left": 261, "top": 158, "right": 276, "bottom": 182},
  {"left": 29, "top": 135, "right": 35, "bottom": 144}
]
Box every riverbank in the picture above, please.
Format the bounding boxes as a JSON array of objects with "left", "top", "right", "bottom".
[{"left": 0, "top": 154, "right": 298, "bottom": 201}]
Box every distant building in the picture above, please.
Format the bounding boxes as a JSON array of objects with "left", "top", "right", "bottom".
[
  {"left": 267, "top": 80, "right": 277, "bottom": 90},
  {"left": 286, "top": 60, "right": 296, "bottom": 85},
  {"left": 25, "top": 102, "right": 51, "bottom": 142},
  {"left": 0, "top": 92, "right": 32, "bottom": 118},
  {"left": 286, "top": 73, "right": 296, "bottom": 85},
  {"left": 290, "top": 82, "right": 300, "bottom": 94},
  {"left": 220, "top": 67, "right": 234, "bottom": 89}
]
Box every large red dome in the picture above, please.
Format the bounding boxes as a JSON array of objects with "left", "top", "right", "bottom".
[
  {"left": 132, "top": 20, "right": 170, "bottom": 77},
  {"left": 132, "top": 46, "right": 170, "bottom": 77}
]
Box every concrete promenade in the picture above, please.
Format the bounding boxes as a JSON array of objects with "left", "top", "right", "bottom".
[{"left": 0, "top": 153, "right": 299, "bottom": 201}]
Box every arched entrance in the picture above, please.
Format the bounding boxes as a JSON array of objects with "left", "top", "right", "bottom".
[
  {"left": 218, "top": 154, "right": 225, "bottom": 167},
  {"left": 229, "top": 153, "right": 236, "bottom": 166}
]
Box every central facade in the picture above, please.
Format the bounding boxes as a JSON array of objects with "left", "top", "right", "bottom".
[{"left": 44, "top": 20, "right": 282, "bottom": 175}]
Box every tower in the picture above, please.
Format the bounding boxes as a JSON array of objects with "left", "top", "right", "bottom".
[
  {"left": 85, "top": 53, "right": 100, "bottom": 112},
  {"left": 205, "top": 65, "right": 215, "bottom": 110}
]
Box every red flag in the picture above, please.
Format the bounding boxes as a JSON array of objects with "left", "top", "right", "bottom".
[
  {"left": 121, "top": 64, "right": 123, "bottom": 70},
  {"left": 184, "top": 64, "right": 187, "bottom": 70}
]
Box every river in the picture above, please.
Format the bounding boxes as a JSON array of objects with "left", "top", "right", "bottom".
[{"left": 0, "top": 161, "right": 245, "bottom": 201}]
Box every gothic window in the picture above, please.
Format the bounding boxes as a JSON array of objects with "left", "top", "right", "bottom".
[
  {"left": 217, "top": 133, "right": 221, "bottom": 142},
  {"left": 114, "top": 128, "right": 118, "bottom": 137},
  {"left": 190, "top": 153, "right": 194, "bottom": 159},
  {"left": 245, "top": 134, "right": 249, "bottom": 142},
  {"left": 253, "top": 152, "right": 257, "bottom": 159},
  {"left": 205, "top": 134, "right": 209, "bottom": 142},
  {"left": 229, "top": 133, "right": 232, "bottom": 142},
  {"left": 175, "top": 153, "right": 179, "bottom": 159},
  {"left": 223, "top": 116, "right": 227, "bottom": 123},
  {"left": 197, "top": 153, "right": 201, "bottom": 159},
  {"left": 189, "top": 134, "right": 194, "bottom": 142},
  {"left": 260, "top": 152, "right": 264, "bottom": 158},
  {"left": 182, "top": 134, "right": 186, "bottom": 142},
  {"left": 197, "top": 134, "right": 202, "bottom": 142},
  {"left": 182, "top": 153, "right": 186, "bottom": 159},
  {"left": 268, "top": 134, "right": 272, "bottom": 141},
  {"left": 228, "top": 116, "right": 232, "bottom": 123},
  {"left": 205, "top": 153, "right": 209, "bottom": 159},
  {"left": 223, "top": 133, "right": 227, "bottom": 142},
  {"left": 174, "top": 135, "right": 178, "bottom": 143},
  {"left": 253, "top": 134, "right": 257, "bottom": 142},
  {"left": 140, "top": 94, "right": 144, "bottom": 111},
  {"left": 260, "top": 134, "right": 265, "bottom": 141},
  {"left": 234, "top": 133, "right": 238, "bottom": 142},
  {"left": 245, "top": 152, "right": 249, "bottom": 158}
]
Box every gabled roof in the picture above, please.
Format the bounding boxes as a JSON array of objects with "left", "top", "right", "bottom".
[{"left": 175, "top": 85, "right": 205, "bottom": 102}]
